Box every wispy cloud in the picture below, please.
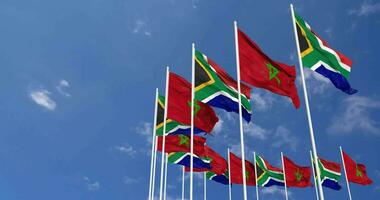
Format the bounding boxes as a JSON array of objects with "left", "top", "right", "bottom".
[
  {"left": 136, "top": 121, "right": 153, "bottom": 143},
  {"left": 251, "top": 91, "right": 275, "bottom": 111},
  {"left": 324, "top": 27, "right": 333, "bottom": 39},
  {"left": 132, "top": 20, "right": 151, "bottom": 36},
  {"left": 114, "top": 143, "right": 137, "bottom": 157},
  {"left": 244, "top": 122, "right": 269, "bottom": 140},
  {"left": 83, "top": 176, "right": 100, "bottom": 191},
  {"left": 272, "top": 126, "right": 298, "bottom": 152},
  {"left": 328, "top": 95, "right": 380, "bottom": 135},
  {"left": 302, "top": 68, "right": 331, "bottom": 94},
  {"left": 29, "top": 89, "right": 57, "bottom": 111},
  {"left": 56, "top": 79, "right": 71, "bottom": 97},
  {"left": 124, "top": 176, "right": 140, "bottom": 184},
  {"left": 349, "top": 1, "right": 380, "bottom": 16},
  {"left": 213, "top": 119, "right": 224, "bottom": 135},
  {"left": 261, "top": 187, "right": 292, "bottom": 198}
]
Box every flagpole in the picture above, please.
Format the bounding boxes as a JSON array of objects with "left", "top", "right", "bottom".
[
  {"left": 182, "top": 166, "right": 185, "bottom": 200},
  {"left": 281, "top": 152, "right": 289, "bottom": 200},
  {"left": 159, "top": 67, "right": 170, "bottom": 200},
  {"left": 340, "top": 146, "right": 353, "bottom": 200},
  {"left": 204, "top": 172, "right": 207, "bottom": 200},
  {"left": 253, "top": 152, "right": 259, "bottom": 200},
  {"left": 310, "top": 150, "right": 320, "bottom": 200},
  {"left": 228, "top": 148, "right": 232, "bottom": 200},
  {"left": 164, "top": 153, "right": 168, "bottom": 200},
  {"left": 148, "top": 88, "right": 159, "bottom": 200},
  {"left": 290, "top": 4, "right": 325, "bottom": 200},
  {"left": 190, "top": 43, "right": 195, "bottom": 200},
  {"left": 234, "top": 20, "right": 248, "bottom": 200},
  {"left": 152, "top": 136, "right": 158, "bottom": 200}
]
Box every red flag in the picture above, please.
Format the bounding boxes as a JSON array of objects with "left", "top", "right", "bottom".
[
  {"left": 238, "top": 28, "right": 300, "bottom": 108},
  {"left": 157, "top": 134, "right": 205, "bottom": 155},
  {"left": 342, "top": 150, "right": 373, "bottom": 185},
  {"left": 167, "top": 72, "right": 219, "bottom": 133},
  {"left": 229, "top": 152, "right": 256, "bottom": 186},
  {"left": 283, "top": 156, "right": 312, "bottom": 187},
  {"left": 185, "top": 146, "right": 228, "bottom": 175}
]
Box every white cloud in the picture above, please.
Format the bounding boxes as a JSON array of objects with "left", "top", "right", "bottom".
[
  {"left": 132, "top": 20, "right": 151, "bottom": 36},
  {"left": 349, "top": 1, "right": 380, "bottom": 16},
  {"left": 251, "top": 92, "right": 275, "bottom": 111},
  {"left": 324, "top": 27, "right": 333, "bottom": 39},
  {"left": 244, "top": 122, "right": 269, "bottom": 140},
  {"left": 272, "top": 126, "right": 298, "bottom": 152},
  {"left": 261, "top": 187, "right": 292, "bottom": 198},
  {"left": 136, "top": 122, "right": 153, "bottom": 143},
  {"left": 302, "top": 68, "right": 331, "bottom": 94},
  {"left": 29, "top": 89, "right": 57, "bottom": 111},
  {"left": 213, "top": 119, "right": 224, "bottom": 134},
  {"left": 114, "top": 143, "right": 137, "bottom": 157},
  {"left": 328, "top": 95, "right": 380, "bottom": 135},
  {"left": 124, "top": 176, "right": 140, "bottom": 184},
  {"left": 83, "top": 176, "right": 100, "bottom": 191},
  {"left": 56, "top": 79, "right": 71, "bottom": 97}
]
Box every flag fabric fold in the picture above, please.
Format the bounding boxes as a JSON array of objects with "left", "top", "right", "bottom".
[
  {"left": 317, "top": 157, "right": 342, "bottom": 190},
  {"left": 238, "top": 28, "right": 300, "bottom": 108},
  {"left": 195, "top": 50, "right": 252, "bottom": 122},
  {"left": 294, "top": 12, "right": 357, "bottom": 94},
  {"left": 283, "top": 156, "right": 312, "bottom": 187},
  {"left": 229, "top": 152, "right": 256, "bottom": 186},
  {"left": 168, "top": 152, "right": 212, "bottom": 170},
  {"left": 342, "top": 150, "right": 373, "bottom": 185},
  {"left": 157, "top": 134, "right": 206, "bottom": 155},
  {"left": 255, "top": 154, "right": 285, "bottom": 187}
]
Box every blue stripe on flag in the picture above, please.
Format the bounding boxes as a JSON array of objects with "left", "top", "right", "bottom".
[
  {"left": 263, "top": 179, "right": 284, "bottom": 187},
  {"left": 322, "top": 179, "right": 341, "bottom": 190},
  {"left": 207, "top": 95, "right": 251, "bottom": 122},
  {"left": 170, "top": 127, "right": 203, "bottom": 135},
  {"left": 211, "top": 174, "right": 229, "bottom": 185},
  {"left": 315, "top": 65, "right": 357, "bottom": 95},
  {"left": 176, "top": 155, "right": 212, "bottom": 170}
]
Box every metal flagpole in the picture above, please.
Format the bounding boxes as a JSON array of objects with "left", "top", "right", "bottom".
[
  {"left": 310, "top": 150, "right": 320, "bottom": 200},
  {"left": 164, "top": 153, "right": 168, "bottom": 200},
  {"left": 190, "top": 43, "right": 195, "bottom": 200},
  {"left": 281, "top": 152, "right": 289, "bottom": 200},
  {"left": 151, "top": 136, "right": 158, "bottom": 200},
  {"left": 148, "top": 89, "right": 159, "bottom": 200},
  {"left": 290, "top": 4, "right": 325, "bottom": 200},
  {"left": 233, "top": 20, "right": 248, "bottom": 200},
  {"left": 182, "top": 166, "right": 185, "bottom": 200},
  {"left": 340, "top": 146, "right": 353, "bottom": 200},
  {"left": 204, "top": 172, "right": 207, "bottom": 200},
  {"left": 228, "top": 148, "right": 232, "bottom": 200},
  {"left": 253, "top": 152, "right": 259, "bottom": 200},
  {"left": 159, "top": 67, "right": 170, "bottom": 200}
]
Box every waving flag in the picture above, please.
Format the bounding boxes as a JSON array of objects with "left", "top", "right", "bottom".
[
  {"left": 168, "top": 152, "right": 211, "bottom": 170},
  {"left": 238, "top": 28, "right": 300, "bottom": 108},
  {"left": 185, "top": 146, "right": 228, "bottom": 175},
  {"left": 157, "top": 134, "right": 206, "bottom": 155},
  {"left": 318, "top": 157, "right": 342, "bottom": 190},
  {"left": 255, "top": 154, "right": 284, "bottom": 187},
  {"left": 229, "top": 152, "right": 256, "bottom": 186},
  {"left": 283, "top": 156, "right": 312, "bottom": 187},
  {"left": 206, "top": 171, "right": 229, "bottom": 185},
  {"left": 167, "top": 72, "right": 219, "bottom": 133},
  {"left": 342, "top": 150, "right": 372, "bottom": 185},
  {"left": 294, "top": 12, "right": 357, "bottom": 94},
  {"left": 195, "top": 50, "right": 252, "bottom": 122}
]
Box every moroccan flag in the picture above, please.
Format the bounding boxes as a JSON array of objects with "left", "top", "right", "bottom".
[
  {"left": 238, "top": 28, "right": 300, "bottom": 108},
  {"left": 283, "top": 156, "right": 312, "bottom": 187},
  {"left": 318, "top": 157, "right": 342, "bottom": 190},
  {"left": 206, "top": 171, "right": 229, "bottom": 185},
  {"left": 185, "top": 146, "right": 228, "bottom": 175},
  {"left": 229, "top": 152, "right": 256, "bottom": 186},
  {"left": 342, "top": 150, "right": 372, "bottom": 185},
  {"left": 156, "top": 94, "right": 202, "bottom": 136},
  {"left": 294, "top": 12, "right": 357, "bottom": 94},
  {"left": 167, "top": 72, "right": 219, "bottom": 133},
  {"left": 168, "top": 152, "right": 212, "bottom": 170},
  {"left": 255, "top": 154, "right": 284, "bottom": 187},
  {"left": 194, "top": 50, "right": 252, "bottom": 122},
  {"left": 157, "top": 134, "right": 206, "bottom": 155}
]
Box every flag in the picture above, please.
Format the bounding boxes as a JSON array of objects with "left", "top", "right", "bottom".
[
  {"left": 194, "top": 50, "right": 252, "bottom": 122},
  {"left": 206, "top": 171, "right": 229, "bottom": 185},
  {"left": 156, "top": 94, "right": 202, "bottom": 136},
  {"left": 318, "top": 157, "right": 342, "bottom": 190},
  {"left": 168, "top": 152, "right": 212, "bottom": 170},
  {"left": 255, "top": 154, "right": 284, "bottom": 187},
  {"left": 294, "top": 12, "right": 357, "bottom": 94},
  {"left": 238, "top": 28, "right": 300, "bottom": 108},
  {"left": 167, "top": 72, "right": 219, "bottom": 133},
  {"left": 185, "top": 146, "right": 228, "bottom": 175},
  {"left": 342, "top": 150, "right": 372, "bottom": 185},
  {"left": 157, "top": 134, "right": 206, "bottom": 155},
  {"left": 283, "top": 156, "right": 312, "bottom": 187},
  {"left": 229, "top": 152, "right": 256, "bottom": 186}
]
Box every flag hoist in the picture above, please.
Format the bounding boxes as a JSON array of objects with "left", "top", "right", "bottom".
[{"left": 148, "top": 89, "right": 159, "bottom": 200}]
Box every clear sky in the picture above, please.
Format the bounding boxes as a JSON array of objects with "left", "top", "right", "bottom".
[{"left": 0, "top": 0, "right": 379, "bottom": 199}]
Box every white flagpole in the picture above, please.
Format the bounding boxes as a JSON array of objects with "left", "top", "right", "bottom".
[
  {"left": 228, "top": 148, "right": 232, "bottom": 200},
  {"left": 290, "top": 4, "right": 325, "bottom": 200},
  {"left": 151, "top": 136, "right": 158, "bottom": 200},
  {"left": 148, "top": 89, "right": 159, "bottom": 200},
  {"left": 233, "top": 20, "right": 248, "bottom": 200},
  {"left": 182, "top": 166, "right": 185, "bottom": 200},
  {"left": 204, "top": 172, "right": 207, "bottom": 200},
  {"left": 164, "top": 153, "right": 168, "bottom": 200},
  {"left": 253, "top": 152, "right": 259, "bottom": 200},
  {"left": 310, "top": 150, "right": 320, "bottom": 200},
  {"left": 190, "top": 43, "right": 195, "bottom": 200},
  {"left": 340, "top": 146, "right": 353, "bottom": 200},
  {"left": 159, "top": 67, "right": 170, "bottom": 200},
  {"left": 281, "top": 152, "right": 289, "bottom": 200}
]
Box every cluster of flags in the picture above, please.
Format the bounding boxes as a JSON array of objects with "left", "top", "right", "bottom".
[{"left": 147, "top": 4, "right": 372, "bottom": 200}]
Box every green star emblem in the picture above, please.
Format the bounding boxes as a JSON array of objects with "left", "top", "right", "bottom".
[
  {"left": 266, "top": 63, "right": 280, "bottom": 86},
  {"left": 356, "top": 165, "right": 363, "bottom": 177},
  {"left": 295, "top": 169, "right": 303, "bottom": 182},
  {"left": 245, "top": 171, "right": 250, "bottom": 180},
  {"left": 187, "top": 101, "right": 201, "bottom": 116},
  {"left": 178, "top": 135, "right": 189, "bottom": 147}
]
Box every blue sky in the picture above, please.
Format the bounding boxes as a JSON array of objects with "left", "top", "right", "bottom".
[{"left": 0, "top": 0, "right": 380, "bottom": 199}]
